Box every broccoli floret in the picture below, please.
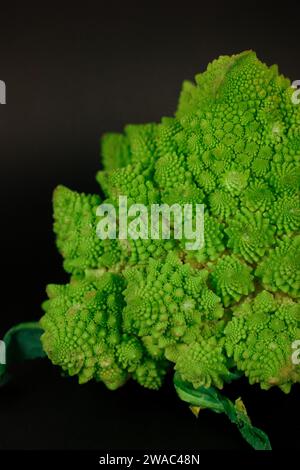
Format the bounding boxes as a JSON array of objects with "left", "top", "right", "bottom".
[
  {"left": 225, "top": 291, "right": 300, "bottom": 393},
  {"left": 41, "top": 273, "right": 167, "bottom": 390}
]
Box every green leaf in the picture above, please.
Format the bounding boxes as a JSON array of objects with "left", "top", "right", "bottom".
[
  {"left": 174, "top": 372, "right": 272, "bottom": 450},
  {"left": 0, "top": 322, "right": 46, "bottom": 386}
]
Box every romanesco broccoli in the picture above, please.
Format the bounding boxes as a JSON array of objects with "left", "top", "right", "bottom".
[
  {"left": 2, "top": 51, "right": 298, "bottom": 450},
  {"left": 41, "top": 51, "right": 300, "bottom": 396}
]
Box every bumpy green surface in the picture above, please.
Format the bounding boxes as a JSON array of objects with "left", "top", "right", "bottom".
[{"left": 41, "top": 51, "right": 300, "bottom": 393}]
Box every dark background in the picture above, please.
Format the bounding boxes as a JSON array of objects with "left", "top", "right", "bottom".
[{"left": 0, "top": 1, "right": 299, "bottom": 450}]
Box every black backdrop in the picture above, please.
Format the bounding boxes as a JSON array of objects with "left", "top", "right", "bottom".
[{"left": 0, "top": 1, "right": 299, "bottom": 450}]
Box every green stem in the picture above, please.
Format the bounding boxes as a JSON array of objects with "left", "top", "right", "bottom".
[{"left": 174, "top": 372, "right": 272, "bottom": 450}]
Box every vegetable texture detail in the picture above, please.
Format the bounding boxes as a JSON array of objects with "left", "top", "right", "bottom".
[{"left": 2, "top": 51, "right": 300, "bottom": 449}]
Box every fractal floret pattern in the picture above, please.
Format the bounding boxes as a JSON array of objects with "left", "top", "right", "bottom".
[{"left": 41, "top": 51, "right": 300, "bottom": 394}]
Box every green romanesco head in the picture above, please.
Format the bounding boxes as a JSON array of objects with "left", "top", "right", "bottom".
[
  {"left": 41, "top": 273, "right": 167, "bottom": 390},
  {"left": 41, "top": 51, "right": 300, "bottom": 393},
  {"left": 225, "top": 291, "right": 300, "bottom": 393}
]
